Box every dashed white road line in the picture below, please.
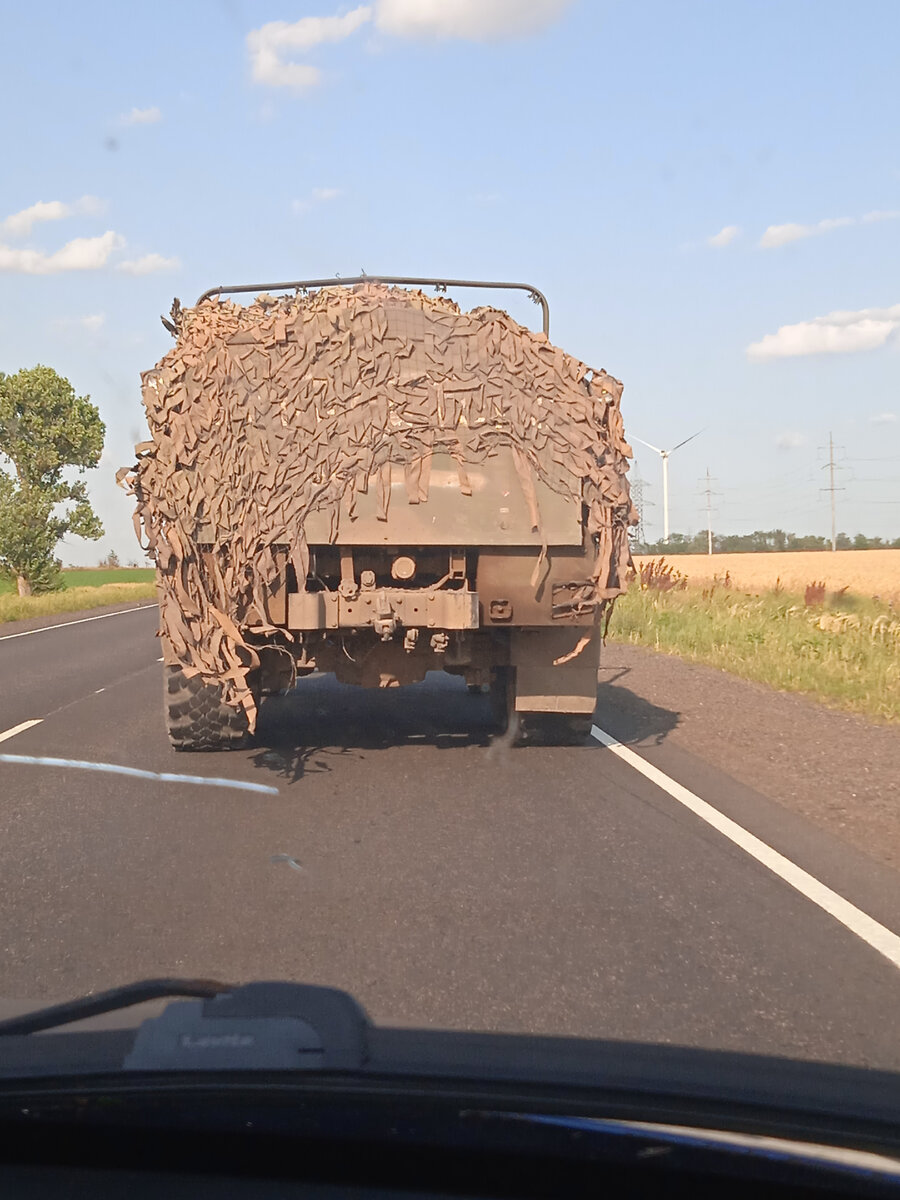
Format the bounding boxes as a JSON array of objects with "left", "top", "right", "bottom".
[
  {"left": 0, "top": 719, "right": 43, "bottom": 745},
  {"left": 591, "top": 724, "right": 900, "bottom": 971},
  {"left": 0, "top": 753, "right": 278, "bottom": 796},
  {"left": 0, "top": 604, "right": 158, "bottom": 643}
]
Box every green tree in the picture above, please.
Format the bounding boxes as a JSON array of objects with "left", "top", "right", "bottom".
[{"left": 0, "top": 366, "right": 105, "bottom": 595}]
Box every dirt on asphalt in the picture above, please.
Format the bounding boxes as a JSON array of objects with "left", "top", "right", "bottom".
[{"left": 596, "top": 642, "right": 900, "bottom": 871}]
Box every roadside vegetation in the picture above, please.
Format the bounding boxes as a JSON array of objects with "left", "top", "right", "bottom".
[
  {"left": 0, "top": 365, "right": 156, "bottom": 622},
  {"left": 634, "top": 528, "right": 900, "bottom": 554},
  {"left": 0, "top": 578, "right": 156, "bottom": 623},
  {"left": 0, "top": 567, "right": 154, "bottom": 595},
  {"left": 0, "top": 365, "right": 106, "bottom": 597},
  {"left": 610, "top": 559, "right": 900, "bottom": 723}
]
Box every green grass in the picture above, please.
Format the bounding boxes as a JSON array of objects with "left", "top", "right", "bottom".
[
  {"left": 58, "top": 567, "right": 155, "bottom": 588},
  {"left": 0, "top": 581, "right": 157, "bottom": 623},
  {"left": 0, "top": 567, "right": 155, "bottom": 597},
  {"left": 608, "top": 584, "right": 900, "bottom": 723}
]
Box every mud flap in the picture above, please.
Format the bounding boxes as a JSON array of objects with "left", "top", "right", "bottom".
[{"left": 510, "top": 628, "right": 599, "bottom": 715}]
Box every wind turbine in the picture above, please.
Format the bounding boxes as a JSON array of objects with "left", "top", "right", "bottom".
[{"left": 631, "top": 430, "right": 704, "bottom": 544}]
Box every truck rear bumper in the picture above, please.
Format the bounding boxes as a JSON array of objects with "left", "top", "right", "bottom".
[{"left": 287, "top": 588, "right": 479, "bottom": 632}]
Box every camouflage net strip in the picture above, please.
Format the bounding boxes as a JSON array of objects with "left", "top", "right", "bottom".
[{"left": 120, "top": 284, "right": 635, "bottom": 728}]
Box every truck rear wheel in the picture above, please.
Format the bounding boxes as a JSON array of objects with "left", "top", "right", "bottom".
[{"left": 164, "top": 664, "right": 254, "bottom": 752}]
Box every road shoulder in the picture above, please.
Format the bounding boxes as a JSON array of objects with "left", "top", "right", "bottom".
[
  {"left": 597, "top": 642, "right": 900, "bottom": 871},
  {"left": 0, "top": 598, "right": 158, "bottom": 639}
]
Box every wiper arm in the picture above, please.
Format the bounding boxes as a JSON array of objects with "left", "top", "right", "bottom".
[{"left": 0, "top": 978, "right": 231, "bottom": 1036}]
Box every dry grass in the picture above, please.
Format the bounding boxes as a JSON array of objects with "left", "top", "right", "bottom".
[
  {"left": 0, "top": 582, "right": 157, "bottom": 624},
  {"left": 610, "top": 574, "right": 899, "bottom": 723},
  {"left": 632, "top": 548, "right": 900, "bottom": 604}
]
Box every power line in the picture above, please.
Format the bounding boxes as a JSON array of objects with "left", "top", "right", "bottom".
[
  {"left": 629, "top": 473, "right": 653, "bottom": 544},
  {"left": 818, "top": 431, "right": 846, "bottom": 552},
  {"left": 697, "top": 467, "right": 721, "bottom": 556}
]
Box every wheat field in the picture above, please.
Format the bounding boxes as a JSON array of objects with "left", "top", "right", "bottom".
[{"left": 633, "top": 549, "right": 900, "bottom": 602}]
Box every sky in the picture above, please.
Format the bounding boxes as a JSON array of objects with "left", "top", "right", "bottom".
[{"left": 0, "top": 0, "right": 898, "bottom": 562}]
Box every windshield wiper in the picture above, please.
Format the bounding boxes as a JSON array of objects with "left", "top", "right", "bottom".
[{"left": 0, "top": 978, "right": 231, "bottom": 1036}]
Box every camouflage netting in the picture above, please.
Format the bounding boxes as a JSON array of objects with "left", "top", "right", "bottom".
[{"left": 120, "top": 284, "right": 635, "bottom": 727}]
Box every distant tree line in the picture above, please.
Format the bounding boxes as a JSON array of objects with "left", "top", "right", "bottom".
[{"left": 631, "top": 529, "right": 900, "bottom": 555}]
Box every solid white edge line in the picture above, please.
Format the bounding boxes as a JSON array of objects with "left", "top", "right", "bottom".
[
  {"left": 590, "top": 724, "right": 900, "bottom": 971},
  {"left": 0, "top": 603, "right": 158, "bottom": 643},
  {"left": 0, "top": 719, "right": 43, "bottom": 745}
]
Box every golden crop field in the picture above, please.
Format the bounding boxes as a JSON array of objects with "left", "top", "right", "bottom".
[{"left": 632, "top": 549, "right": 900, "bottom": 602}]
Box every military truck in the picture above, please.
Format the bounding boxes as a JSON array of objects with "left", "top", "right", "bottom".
[{"left": 124, "top": 276, "right": 635, "bottom": 750}]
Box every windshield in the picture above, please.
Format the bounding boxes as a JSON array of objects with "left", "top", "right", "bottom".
[{"left": 1, "top": 0, "right": 899, "bottom": 1083}]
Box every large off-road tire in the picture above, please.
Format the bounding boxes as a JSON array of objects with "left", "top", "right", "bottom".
[{"left": 164, "top": 664, "right": 253, "bottom": 752}]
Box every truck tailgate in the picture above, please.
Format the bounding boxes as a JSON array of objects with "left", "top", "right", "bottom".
[{"left": 303, "top": 449, "right": 582, "bottom": 547}]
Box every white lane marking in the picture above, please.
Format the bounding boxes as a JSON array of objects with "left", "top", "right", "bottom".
[
  {"left": 590, "top": 724, "right": 900, "bottom": 971},
  {"left": 0, "top": 754, "right": 278, "bottom": 796},
  {"left": 0, "top": 719, "right": 43, "bottom": 745},
  {"left": 0, "top": 604, "right": 158, "bottom": 643}
]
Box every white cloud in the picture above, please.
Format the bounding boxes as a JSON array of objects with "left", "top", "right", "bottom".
[
  {"left": 862, "top": 210, "right": 900, "bottom": 224},
  {"left": 0, "top": 231, "right": 124, "bottom": 275},
  {"left": 247, "top": 1, "right": 571, "bottom": 90},
  {"left": 54, "top": 313, "right": 106, "bottom": 334},
  {"left": 2, "top": 200, "right": 69, "bottom": 237},
  {"left": 1, "top": 194, "right": 104, "bottom": 237},
  {"left": 758, "top": 209, "right": 900, "bottom": 249},
  {"left": 870, "top": 412, "right": 898, "bottom": 425},
  {"left": 759, "top": 216, "right": 854, "bottom": 249},
  {"left": 708, "top": 224, "right": 739, "bottom": 248},
  {"left": 374, "top": 0, "right": 572, "bottom": 39},
  {"left": 78, "top": 194, "right": 105, "bottom": 216},
  {"left": 121, "top": 106, "right": 162, "bottom": 126},
  {"left": 774, "top": 431, "right": 806, "bottom": 449},
  {"left": 117, "top": 253, "right": 181, "bottom": 275},
  {"left": 747, "top": 302, "right": 900, "bottom": 360},
  {"left": 293, "top": 187, "right": 343, "bottom": 214},
  {"left": 247, "top": 6, "right": 373, "bottom": 90}
]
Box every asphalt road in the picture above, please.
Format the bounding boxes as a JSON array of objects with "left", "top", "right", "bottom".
[{"left": 1, "top": 605, "right": 899, "bottom": 1068}]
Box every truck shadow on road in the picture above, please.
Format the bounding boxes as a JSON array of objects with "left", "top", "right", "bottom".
[
  {"left": 249, "top": 669, "right": 681, "bottom": 782},
  {"left": 594, "top": 665, "right": 681, "bottom": 746},
  {"left": 250, "top": 672, "right": 493, "bottom": 782}
]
